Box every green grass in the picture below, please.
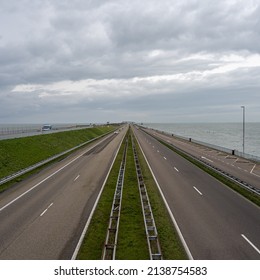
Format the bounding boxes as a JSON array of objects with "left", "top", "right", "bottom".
[
  {"left": 133, "top": 136, "right": 188, "bottom": 259},
  {"left": 77, "top": 128, "right": 188, "bottom": 260},
  {"left": 0, "top": 126, "right": 115, "bottom": 192},
  {"left": 77, "top": 132, "right": 149, "bottom": 259},
  {"left": 77, "top": 135, "right": 127, "bottom": 259},
  {"left": 115, "top": 136, "right": 149, "bottom": 260},
  {"left": 157, "top": 139, "right": 260, "bottom": 207}
]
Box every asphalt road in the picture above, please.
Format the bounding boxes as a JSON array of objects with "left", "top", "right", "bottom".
[
  {"left": 0, "top": 127, "right": 127, "bottom": 259},
  {"left": 133, "top": 126, "right": 260, "bottom": 259},
  {"left": 143, "top": 127, "right": 260, "bottom": 190}
]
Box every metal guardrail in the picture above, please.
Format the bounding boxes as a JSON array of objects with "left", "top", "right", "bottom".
[
  {"left": 102, "top": 137, "right": 128, "bottom": 260},
  {"left": 132, "top": 135, "right": 162, "bottom": 260},
  {"left": 146, "top": 131, "right": 260, "bottom": 197},
  {"left": 142, "top": 127, "right": 260, "bottom": 163},
  {"left": 0, "top": 131, "right": 113, "bottom": 186}
]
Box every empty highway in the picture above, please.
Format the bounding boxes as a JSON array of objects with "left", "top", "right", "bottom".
[
  {"left": 133, "top": 126, "right": 260, "bottom": 259},
  {"left": 1, "top": 124, "right": 259, "bottom": 260},
  {"left": 142, "top": 127, "right": 260, "bottom": 191},
  {"left": 0, "top": 126, "right": 127, "bottom": 259}
]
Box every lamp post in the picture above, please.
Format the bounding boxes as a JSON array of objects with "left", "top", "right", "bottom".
[{"left": 241, "top": 106, "right": 245, "bottom": 154}]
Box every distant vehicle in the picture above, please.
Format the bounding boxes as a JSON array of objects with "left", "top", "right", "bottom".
[
  {"left": 42, "top": 124, "right": 52, "bottom": 131},
  {"left": 114, "top": 131, "right": 119, "bottom": 134}
]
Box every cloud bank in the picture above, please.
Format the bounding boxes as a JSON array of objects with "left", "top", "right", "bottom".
[{"left": 1, "top": 0, "right": 260, "bottom": 123}]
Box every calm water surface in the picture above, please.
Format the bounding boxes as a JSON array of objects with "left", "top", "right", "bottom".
[{"left": 144, "top": 123, "right": 260, "bottom": 158}]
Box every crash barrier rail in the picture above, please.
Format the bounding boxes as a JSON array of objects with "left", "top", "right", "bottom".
[
  {"left": 142, "top": 127, "right": 260, "bottom": 163},
  {"left": 144, "top": 130, "right": 260, "bottom": 196},
  {"left": 132, "top": 135, "right": 162, "bottom": 260},
  {"left": 0, "top": 131, "right": 115, "bottom": 186},
  {"left": 102, "top": 137, "right": 128, "bottom": 260}
]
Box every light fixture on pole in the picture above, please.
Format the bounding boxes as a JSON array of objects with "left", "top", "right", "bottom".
[{"left": 241, "top": 106, "right": 245, "bottom": 154}]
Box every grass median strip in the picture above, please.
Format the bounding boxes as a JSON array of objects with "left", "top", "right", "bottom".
[
  {"left": 77, "top": 132, "right": 149, "bottom": 259},
  {"left": 132, "top": 135, "right": 188, "bottom": 260},
  {"left": 115, "top": 134, "right": 149, "bottom": 260},
  {"left": 77, "top": 128, "right": 188, "bottom": 259},
  {"left": 76, "top": 135, "right": 126, "bottom": 260}
]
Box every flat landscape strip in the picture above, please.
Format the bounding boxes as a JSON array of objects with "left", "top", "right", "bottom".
[
  {"left": 115, "top": 134, "right": 149, "bottom": 260},
  {"left": 0, "top": 126, "right": 116, "bottom": 192},
  {"left": 77, "top": 127, "right": 188, "bottom": 259},
  {"left": 102, "top": 138, "right": 128, "bottom": 259},
  {"left": 156, "top": 137, "right": 260, "bottom": 207},
  {"left": 132, "top": 130, "right": 188, "bottom": 259},
  {"left": 76, "top": 134, "right": 128, "bottom": 259},
  {"left": 132, "top": 135, "right": 162, "bottom": 260}
]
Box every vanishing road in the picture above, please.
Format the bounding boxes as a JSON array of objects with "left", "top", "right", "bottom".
[
  {"left": 1, "top": 124, "right": 259, "bottom": 260},
  {"left": 133, "top": 126, "right": 260, "bottom": 259},
  {"left": 0, "top": 126, "right": 127, "bottom": 259}
]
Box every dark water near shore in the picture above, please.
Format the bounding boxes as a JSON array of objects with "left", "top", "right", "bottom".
[{"left": 144, "top": 123, "right": 260, "bottom": 158}]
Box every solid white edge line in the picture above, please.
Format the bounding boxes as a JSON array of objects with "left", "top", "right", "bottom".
[
  {"left": 193, "top": 186, "right": 203, "bottom": 196},
  {"left": 201, "top": 156, "right": 213, "bottom": 163},
  {"left": 133, "top": 128, "right": 194, "bottom": 260},
  {"left": 0, "top": 133, "right": 114, "bottom": 213},
  {"left": 71, "top": 128, "right": 127, "bottom": 260},
  {"left": 241, "top": 234, "right": 260, "bottom": 255}
]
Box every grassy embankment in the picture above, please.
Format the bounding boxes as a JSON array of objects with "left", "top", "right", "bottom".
[
  {"left": 0, "top": 126, "right": 115, "bottom": 192},
  {"left": 77, "top": 129, "right": 187, "bottom": 260},
  {"left": 156, "top": 138, "right": 260, "bottom": 207}
]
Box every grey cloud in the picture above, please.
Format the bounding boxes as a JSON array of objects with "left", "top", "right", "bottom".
[{"left": 1, "top": 0, "right": 260, "bottom": 123}]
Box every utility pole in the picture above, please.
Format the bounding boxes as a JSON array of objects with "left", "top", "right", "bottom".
[{"left": 241, "top": 106, "right": 245, "bottom": 154}]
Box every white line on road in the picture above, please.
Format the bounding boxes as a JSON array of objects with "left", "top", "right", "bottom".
[
  {"left": 0, "top": 135, "right": 112, "bottom": 213},
  {"left": 74, "top": 174, "right": 80, "bottom": 181},
  {"left": 250, "top": 164, "right": 260, "bottom": 178},
  {"left": 157, "top": 150, "right": 160, "bottom": 153},
  {"left": 250, "top": 164, "right": 256, "bottom": 174},
  {"left": 241, "top": 234, "right": 260, "bottom": 255},
  {"left": 134, "top": 133, "right": 193, "bottom": 260},
  {"left": 193, "top": 186, "right": 203, "bottom": 196},
  {"left": 164, "top": 157, "right": 167, "bottom": 160},
  {"left": 72, "top": 130, "right": 126, "bottom": 260},
  {"left": 201, "top": 156, "right": 213, "bottom": 163},
  {"left": 174, "top": 167, "right": 179, "bottom": 172},
  {"left": 40, "top": 203, "right": 53, "bottom": 217}
]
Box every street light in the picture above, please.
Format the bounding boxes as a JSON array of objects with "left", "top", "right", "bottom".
[{"left": 241, "top": 106, "right": 245, "bottom": 154}]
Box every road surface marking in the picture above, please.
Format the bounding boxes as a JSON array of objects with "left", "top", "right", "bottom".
[
  {"left": 201, "top": 156, "right": 213, "bottom": 163},
  {"left": 193, "top": 186, "right": 203, "bottom": 196},
  {"left": 157, "top": 150, "right": 160, "bottom": 153},
  {"left": 174, "top": 167, "right": 179, "bottom": 172},
  {"left": 0, "top": 134, "right": 113, "bottom": 213},
  {"left": 132, "top": 135, "right": 193, "bottom": 260},
  {"left": 74, "top": 174, "right": 80, "bottom": 181},
  {"left": 241, "top": 234, "right": 260, "bottom": 255},
  {"left": 250, "top": 164, "right": 260, "bottom": 178},
  {"left": 251, "top": 164, "right": 257, "bottom": 173},
  {"left": 40, "top": 203, "right": 53, "bottom": 217},
  {"left": 164, "top": 157, "right": 167, "bottom": 160}
]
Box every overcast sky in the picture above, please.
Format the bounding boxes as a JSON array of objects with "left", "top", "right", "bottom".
[{"left": 1, "top": 0, "right": 260, "bottom": 123}]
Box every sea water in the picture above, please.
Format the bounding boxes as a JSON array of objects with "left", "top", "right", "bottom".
[{"left": 144, "top": 123, "right": 260, "bottom": 158}]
